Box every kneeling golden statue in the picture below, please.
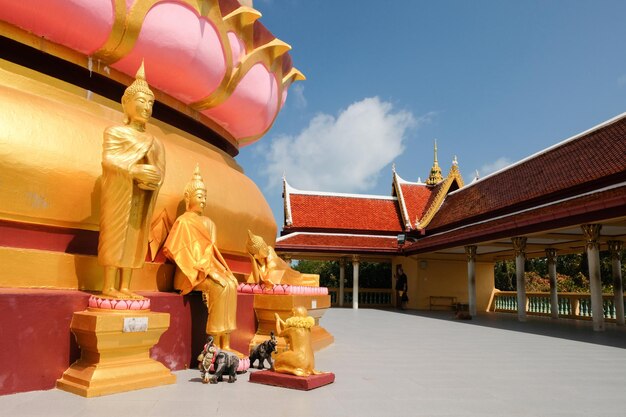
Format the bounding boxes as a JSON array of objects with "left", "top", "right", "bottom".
[
  {"left": 273, "top": 307, "right": 323, "bottom": 377},
  {"left": 163, "top": 166, "right": 240, "bottom": 355},
  {"left": 246, "top": 230, "right": 318, "bottom": 287}
]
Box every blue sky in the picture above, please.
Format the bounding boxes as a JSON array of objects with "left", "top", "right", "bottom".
[{"left": 236, "top": 1, "right": 626, "bottom": 232}]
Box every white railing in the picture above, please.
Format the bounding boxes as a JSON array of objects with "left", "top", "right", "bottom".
[
  {"left": 491, "top": 291, "right": 626, "bottom": 321},
  {"left": 327, "top": 288, "right": 394, "bottom": 307}
]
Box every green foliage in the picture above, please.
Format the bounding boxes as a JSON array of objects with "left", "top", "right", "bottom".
[
  {"left": 291, "top": 260, "right": 391, "bottom": 289},
  {"left": 494, "top": 250, "right": 626, "bottom": 293}
]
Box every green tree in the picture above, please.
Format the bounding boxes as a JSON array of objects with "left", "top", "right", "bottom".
[{"left": 292, "top": 260, "right": 391, "bottom": 288}]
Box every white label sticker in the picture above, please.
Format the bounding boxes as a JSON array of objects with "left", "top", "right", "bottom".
[
  {"left": 311, "top": 300, "right": 317, "bottom": 309},
  {"left": 123, "top": 317, "right": 148, "bottom": 332}
]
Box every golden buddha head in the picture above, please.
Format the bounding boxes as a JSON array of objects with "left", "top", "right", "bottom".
[
  {"left": 122, "top": 61, "right": 155, "bottom": 125},
  {"left": 184, "top": 165, "right": 207, "bottom": 214},
  {"left": 246, "top": 230, "right": 269, "bottom": 259}
]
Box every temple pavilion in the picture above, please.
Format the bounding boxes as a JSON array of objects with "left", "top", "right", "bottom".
[{"left": 276, "top": 114, "right": 626, "bottom": 332}]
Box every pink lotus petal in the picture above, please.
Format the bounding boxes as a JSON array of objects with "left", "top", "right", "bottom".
[
  {"left": 88, "top": 296, "right": 97, "bottom": 308},
  {"left": 115, "top": 300, "right": 128, "bottom": 310},
  {"left": 273, "top": 285, "right": 284, "bottom": 295},
  {"left": 100, "top": 299, "right": 111, "bottom": 309},
  {"left": 252, "top": 285, "right": 263, "bottom": 294}
]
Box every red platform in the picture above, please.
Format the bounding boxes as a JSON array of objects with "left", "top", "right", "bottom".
[
  {"left": 0, "top": 289, "right": 255, "bottom": 395},
  {"left": 249, "top": 370, "right": 335, "bottom": 391}
]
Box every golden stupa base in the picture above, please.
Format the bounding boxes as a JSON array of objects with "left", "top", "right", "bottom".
[
  {"left": 56, "top": 308, "right": 176, "bottom": 397},
  {"left": 251, "top": 294, "right": 334, "bottom": 353}
]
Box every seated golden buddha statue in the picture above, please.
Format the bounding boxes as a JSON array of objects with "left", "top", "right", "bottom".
[
  {"left": 273, "top": 307, "right": 323, "bottom": 377},
  {"left": 98, "top": 62, "right": 165, "bottom": 300},
  {"left": 163, "top": 166, "right": 240, "bottom": 355},
  {"left": 246, "top": 230, "right": 319, "bottom": 287}
]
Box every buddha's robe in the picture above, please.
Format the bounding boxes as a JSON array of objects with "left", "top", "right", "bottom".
[
  {"left": 163, "top": 211, "right": 238, "bottom": 334},
  {"left": 98, "top": 126, "right": 165, "bottom": 268}
]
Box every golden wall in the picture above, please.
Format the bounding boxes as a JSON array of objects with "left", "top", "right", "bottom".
[
  {"left": 393, "top": 256, "right": 495, "bottom": 311},
  {"left": 0, "top": 60, "right": 276, "bottom": 290}
]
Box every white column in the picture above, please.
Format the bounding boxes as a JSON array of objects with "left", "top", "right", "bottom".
[
  {"left": 352, "top": 255, "right": 360, "bottom": 310},
  {"left": 582, "top": 224, "right": 604, "bottom": 331},
  {"left": 339, "top": 258, "right": 345, "bottom": 307},
  {"left": 546, "top": 248, "right": 559, "bottom": 319},
  {"left": 608, "top": 240, "right": 624, "bottom": 326},
  {"left": 465, "top": 245, "right": 477, "bottom": 316},
  {"left": 512, "top": 237, "right": 527, "bottom": 322}
]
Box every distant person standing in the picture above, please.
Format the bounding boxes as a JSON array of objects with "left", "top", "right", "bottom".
[{"left": 395, "top": 264, "right": 408, "bottom": 310}]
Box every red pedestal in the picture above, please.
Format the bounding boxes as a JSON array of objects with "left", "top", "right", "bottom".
[
  {"left": 0, "top": 289, "right": 256, "bottom": 395},
  {"left": 249, "top": 370, "right": 335, "bottom": 391}
]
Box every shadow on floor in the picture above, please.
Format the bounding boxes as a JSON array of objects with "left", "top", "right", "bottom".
[{"left": 374, "top": 307, "right": 626, "bottom": 349}]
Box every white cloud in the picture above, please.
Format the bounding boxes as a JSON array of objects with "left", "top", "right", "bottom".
[
  {"left": 260, "top": 97, "right": 421, "bottom": 192},
  {"left": 478, "top": 157, "right": 512, "bottom": 178},
  {"left": 290, "top": 84, "right": 307, "bottom": 109},
  {"left": 618, "top": 74, "right": 626, "bottom": 87}
]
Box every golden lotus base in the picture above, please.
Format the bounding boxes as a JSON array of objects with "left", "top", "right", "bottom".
[
  {"left": 56, "top": 309, "right": 175, "bottom": 397},
  {"left": 251, "top": 294, "right": 334, "bottom": 353}
]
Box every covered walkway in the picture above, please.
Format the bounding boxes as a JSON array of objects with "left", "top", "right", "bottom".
[{"left": 2, "top": 308, "right": 625, "bottom": 417}]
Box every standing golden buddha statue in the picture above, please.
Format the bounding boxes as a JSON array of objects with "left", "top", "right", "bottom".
[
  {"left": 98, "top": 62, "right": 165, "bottom": 300},
  {"left": 163, "top": 166, "right": 240, "bottom": 355}
]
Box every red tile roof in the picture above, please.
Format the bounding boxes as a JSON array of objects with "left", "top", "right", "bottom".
[
  {"left": 277, "top": 233, "right": 399, "bottom": 253},
  {"left": 286, "top": 193, "right": 403, "bottom": 233},
  {"left": 405, "top": 183, "right": 626, "bottom": 254},
  {"left": 397, "top": 182, "right": 432, "bottom": 226},
  {"left": 427, "top": 115, "right": 626, "bottom": 232}
]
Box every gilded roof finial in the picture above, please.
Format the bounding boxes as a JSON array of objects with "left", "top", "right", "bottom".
[{"left": 426, "top": 139, "right": 443, "bottom": 186}]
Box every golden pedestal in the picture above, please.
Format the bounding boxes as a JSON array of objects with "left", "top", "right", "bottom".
[
  {"left": 56, "top": 309, "right": 176, "bottom": 397},
  {"left": 250, "top": 294, "right": 334, "bottom": 353}
]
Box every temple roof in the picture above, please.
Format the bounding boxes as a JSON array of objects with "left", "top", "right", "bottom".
[
  {"left": 426, "top": 113, "right": 626, "bottom": 234},
  {"left": 278, "top": 113, "right": 626, "bottom": 258},
  {"left": 276, "top": 232, "right": 399, "bottom": 254},
  {"left": 391, "top": 172, "right": 432, "bottom": 230},
  {"left": 283, "top": 180, "right": 404, "bottom": 233}
]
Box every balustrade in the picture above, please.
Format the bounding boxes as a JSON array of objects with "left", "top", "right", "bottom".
[
  {"left": 327, "top": 288, "right": 394, "bottom": 307},
  {"left": 491, "top": 291, "right": 626, "bottom": 322}
]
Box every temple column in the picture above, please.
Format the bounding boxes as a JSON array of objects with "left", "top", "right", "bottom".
[
  {"left": 608, "top": 240, "right": 624, "bottom": 326},
  {"left": 546, "top": 248, "right": 559, "bottom": 319},
  {"left": 581, "top": 224, "right": 604, "bottom": 331},
  {"left": 339, "top": 258, "right": 346, "bottom": 307},
  {"left": 352, "top": 255, "right": 360, "bottom": 310},
  {"left": 465, "top": 245, "right": 477, "bottom": 316},
  {"left": 512, "top": 237, "right": 527, "bottom": 322}
]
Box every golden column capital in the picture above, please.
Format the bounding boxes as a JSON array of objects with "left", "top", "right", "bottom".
[
  {"left": 464, "top": 245, "right": 477, "bottom": 262},
  {"left": 351, "top": 255, "right": 360, "bottom": 263},
  {"left": 581, "top": 224, "right": 602, "bottom": 251},
  {"left": 607, "top": 240, "right": 623, "bottom": 260},
  {"left": 339, "top": 258, "right": 346, "bottom": 267},
  {"left": 511, "top": 237, "right": 527, "bottom": 257},
  {"left": 545, "top": 248, "right": 557, "bottom": 265}
]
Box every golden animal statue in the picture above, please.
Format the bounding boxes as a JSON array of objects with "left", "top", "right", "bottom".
[
  {"left": 163, "top": 166, "right": 241, "bottom": 355},
  {"left": 273, "top": 306, "right": 323, "bottom": 377},
  {"left": 246, "top": 230, "right": 319, "bottom": 287},
  {"left": 98, "top": 61, "right": 165, "bottom": 300}
]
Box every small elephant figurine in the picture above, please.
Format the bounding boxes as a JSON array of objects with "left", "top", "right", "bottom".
[
  {"left": 198, "top": 335, "right": 240, "bottom": 384},
  {"left": 249, "top": 332, "right": 277, "bottom": 370}
]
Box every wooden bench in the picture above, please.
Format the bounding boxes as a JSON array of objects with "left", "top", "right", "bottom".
[{"left": 429, "top": 296, "right": 457, "bottom": 311}]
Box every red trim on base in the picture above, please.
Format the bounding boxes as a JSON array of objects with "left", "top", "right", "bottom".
[
  {"left": 0, "top": 289, "right": 257, "bottom": 395},
  {"left": 249, "top": 370, "right": 335, "bottom": 390}
]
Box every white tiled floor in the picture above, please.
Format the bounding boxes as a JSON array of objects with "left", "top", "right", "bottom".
[{"left": 2, "top": 309, "right": 626, "bottom": 417}]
